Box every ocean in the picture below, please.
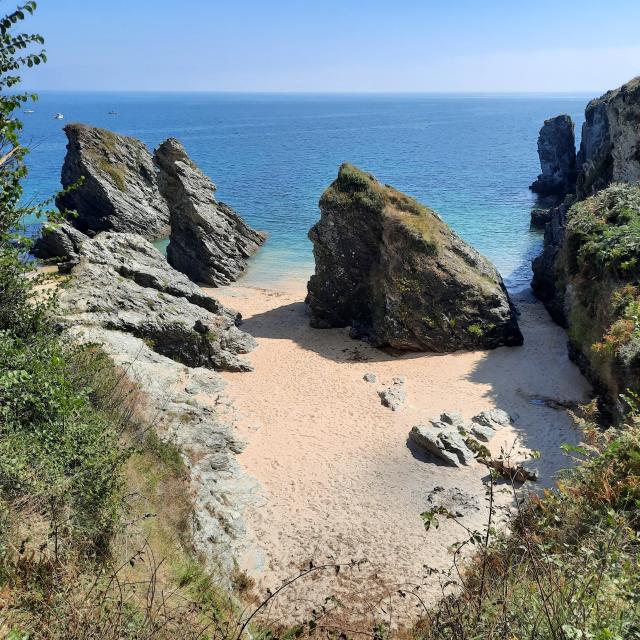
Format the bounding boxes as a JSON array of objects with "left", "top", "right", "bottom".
[{"left": 22, "top": 91, "right": 590, "bottom": 290}]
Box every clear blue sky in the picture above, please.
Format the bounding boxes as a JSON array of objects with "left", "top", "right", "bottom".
[{"left": 21, "top": 0, "right": 640, "bottom": 92}]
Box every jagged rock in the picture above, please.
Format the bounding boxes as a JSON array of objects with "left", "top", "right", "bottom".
[
  {"left": 530, "top": 208, "right": 552, "bottom": 228},
  {"left": 531, "top": 201, "right": 570, "bottom": 325},
  {"left": 154, "top": 138, "right": 266, "bottom": 286},
  {"left": 440, "top": 411, "right": 465, "bottom": 428},
  {"left": 66, "top": 325, "right": 262, "bottom": 577},
  {"left": 57, "top": 232, "right": 256, "bottom": 372},
  {"left": 55, "top": 124, "right": 170, "bottom": 239},
  {"left": 363, "top": 372, "right": 377, "bottom": 383},
  {"left": 469, "top": 409, "right": 511, "bottom": 442},
  {"left": 409, "top": 421, "right": 475, "bottom": 467},
  {"left": 577, "top": 76, "right": 640, "bottom": 199},
  {"left": 32, "top": 221, "right": 88, "bottom": 264},
  {"left": 306, "top": 164, "right": 523, "bottom": 352},
  {"left": 530, "top": 115, "right": 577, "bottom": 198},
  {"left": 472, "top": 409, "right": 511, "bottom": 428},
  {"left": 379, "top": 378, "right": 406, "bottom": 411}
]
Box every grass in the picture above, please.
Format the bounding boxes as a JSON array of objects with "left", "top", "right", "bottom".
[
  {"left": 560, "top": 183, "right": 640, "bottom": 416},
  {"left": 99, "top": 159, "right": 127, "bottom": 192},
  {"left": 320, "top": 163, "right": 440, "bottom": 254}
]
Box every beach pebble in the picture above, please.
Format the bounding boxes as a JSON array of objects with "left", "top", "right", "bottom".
[{"left": 363, "top": 372, "right": 377, "bottom": 383}]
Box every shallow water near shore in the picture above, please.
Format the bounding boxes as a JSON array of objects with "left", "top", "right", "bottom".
[{"left": 23, "top": 91, "right": 592, "bottom": 290}]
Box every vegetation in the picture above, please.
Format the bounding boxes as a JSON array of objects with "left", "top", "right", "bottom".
[
  {"left": 559, "top": 184, "right": 640, "bottom": 415},
  {"left": 320, "top": 163, "right": 440, "bottom": 253},
  {"left": 0, "top": 5, "right": 244, "bottom": 638},
  {"left": 416, "top": 414, "right": 640, "bottom": 640}
]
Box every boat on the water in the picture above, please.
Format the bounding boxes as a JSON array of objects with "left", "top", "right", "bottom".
[
  {"left": 53, "top": 113, "right": 64, "bottom": 120},
  {"left": 24, "top": 109, "right": 35, "bottom": 113},
  {"left": 108, "top": 110, "right": 117, "bottom": 115}
]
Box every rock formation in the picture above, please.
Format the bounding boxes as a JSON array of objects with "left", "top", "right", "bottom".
[
  {"left": 576, "top": 76, "right": 640, "bottom": 199},
  {"left": 32, "top": 221, "right": 88, "bottom": 266},
  {"left": 306, "top": 164, "right": 523, "bottom": 351},
  {"left": 409, "top": 410, "right": 511, "bottom": 467},
  {"left": 530, "top": 115, "right": 577, "bottom": 198},
  {"left": 55, "top": 124, "right": 171, "bottom": 239},
  {"left": 46, "top": 124, "right": 265, "bottom": 287},
  {"left": 530, "top": 76, "right": 640, "bottom": 418},
  {"left": 154, "top": 138, "right": 266, "bottom": 286},
  {"left": 57, "top": 232, "right": 256, "bottom": 372}
]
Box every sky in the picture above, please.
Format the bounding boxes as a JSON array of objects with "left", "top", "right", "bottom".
[{"left": 20, "top": 0, "right": 640, "bottom": 93}]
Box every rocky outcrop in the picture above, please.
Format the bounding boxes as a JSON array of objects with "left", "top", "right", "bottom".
[
  {"left": 57, "top": 233, "right": 256, "bottom": 372},
  {"left": 530, "top": 115, "right": 577, "bottom": 198},
  {"left": 32, "top": 221, "right": 88, "bottom": 265},
  {"left": 409, "top": 410, "right": 511, "bottom": 467},
  {"left": 531, "top": 77, "right": 640, "bottom": 419},
  {"left": 66, "top": 325, "right": 261, "bottom": 576},
  {"left": 378, "top": 376, "right": 406, "bottom": 411},
  {"left": 577, "top": 76, "right": 640, "bottom": 199},
  {"left": 55, "top": 230, "right": 262, "bottom": 574},
  {"left": 55, "top": 124, "right": 171, "bottom": 239},
  {"left": 48, "top": 124, "right": 265, "bottom": 287},
  {"left": 155, "top": 138, "right": 266, "bottom": 286},
  {"left": 306, "top": 164, "right": 523, "bottom": 352},
  {"left": 531, "top": 201, "right": 570, "bottom": 326}
]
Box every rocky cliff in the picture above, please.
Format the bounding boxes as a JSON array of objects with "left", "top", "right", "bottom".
[
  {"left": 577, "top": 76, "right": 640, "bottom": 199},
  {"left": 531, "top": 76, "right": 640, "bottom": 418},
  {"left": 155, "top": 138, "right": 266, "bottom": 286},
  {"left": 530, "top": 115, "right": 577, "bottom": 198},
  {"left": 57, "top": 231, "right": 261, "bottom": 572},
  {"left": 306, "top": 164, "right": 523, "bottom": 351},
  {"left": 55, "top": 124, "right": 171, "bottom": 239},
  {"left": 40, "top": 124, "right": 264, "bottom": 286}
]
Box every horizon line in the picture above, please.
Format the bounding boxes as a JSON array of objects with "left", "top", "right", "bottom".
[{"left": 25, "top": 88, "right": 602, "bottom": 96}]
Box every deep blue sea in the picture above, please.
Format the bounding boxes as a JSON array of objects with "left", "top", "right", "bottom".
[{"left": 22, "top": 92, "right": 591, "bottom": 290}]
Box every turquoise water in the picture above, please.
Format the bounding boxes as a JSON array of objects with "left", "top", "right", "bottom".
[{"left": 22, "top": 92, "right": 589, "bottom": 290}]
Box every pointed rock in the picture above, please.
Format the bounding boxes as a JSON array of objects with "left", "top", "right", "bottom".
[
  {"left": 154, "top": 138, "right": 266, "bottom": 286},
  {"left": 55, "top": 124, "right": 170, "bottom": 239}
]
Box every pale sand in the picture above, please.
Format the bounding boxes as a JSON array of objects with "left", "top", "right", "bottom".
[{"left": 210, "top": 281, "right": 591, "bottom": 626}]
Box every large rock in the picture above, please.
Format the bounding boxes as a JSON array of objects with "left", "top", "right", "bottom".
[
  {"left": 155, "top": 138, "right": 266, "bottom": 286},
  {"left": 55, "top": 124, "right": 170, "bottom": 239},
  {"left": 57, "top": 233, "right": 256, "bottom": 372},
  {"left": 410, "top": 421, "right": 475, "bottom": 467},
  {"left": 577, "top": 76, "right": 640, "bottom": 199},
  {"left": 306, "top": 164, "right": 523, "bottom": 352},
  {"left": 530, "top": 115, "right": 577, "bottom": 198}
]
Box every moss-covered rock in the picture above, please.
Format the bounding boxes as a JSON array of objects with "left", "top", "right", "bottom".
[
  {"left": 306, "top": 164, "right": 523, "bottom": 352},
  {"left": 552, "top": 183, "right": 640, "bottom": 418}
]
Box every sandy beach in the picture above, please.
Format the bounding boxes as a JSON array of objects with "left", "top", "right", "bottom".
[{"left": 211, "top": 280, "right": 591, "bottom": 626}]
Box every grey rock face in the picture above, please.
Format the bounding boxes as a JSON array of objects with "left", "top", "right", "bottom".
[
  {"left": 306, "top": 164, "right": 523, "bottom": 352},
  {"left": 57, "top": 232, "right": 256, "bottom": 372},
  {"left": 32, "top": 222, "right": 88, "bottom": 264},
  {"left": 66, "top": 325, "right": 262, "bottom": 577},
  {"left": 530, "top": 115, "right": 577, "bottom": 198},
  {"left": 155, "top": 138, "right": 266, "bottom": 286},
  {"left": 55, "top": 124, "right": 170, "bottom": 239},
  {"left": 469, "top": 409, "right": 511, "bottom": 442},
  {"left": 409, "top": 421, "right": 475, "bottom": 467},
  {"left": 577, "top": 76, "right": 640, "bottom": 198},
  {"left": 532, "top": 77, "right": 640, "bottom": 325}
]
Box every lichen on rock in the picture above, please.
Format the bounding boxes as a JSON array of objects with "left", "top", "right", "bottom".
[{"left": 306, "top": 163, "right": 523, "bottom": 352}]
